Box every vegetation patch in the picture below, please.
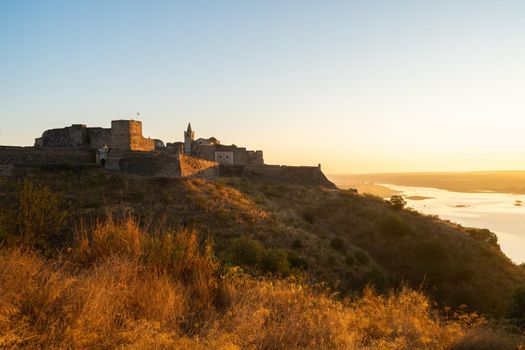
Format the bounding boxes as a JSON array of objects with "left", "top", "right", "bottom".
[{"left": 377, "top": 213, "right": 412, "bottom": 238}]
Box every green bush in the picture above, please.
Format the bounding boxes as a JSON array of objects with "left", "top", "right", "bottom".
[
  {"left": 287, "top": 251, "right": 308, "bottom": 269},
  {"left": 377, "top": 214, "right": 412, "bottom": 238},
  {"left": 227, "top": 237, "right": 265, "bottom": 267},
  {"left": 261, "top": 249, "right": 291, "bottom": 275},
  {"left": 15, "top": 180, "right": 69, "bottom": 247}
]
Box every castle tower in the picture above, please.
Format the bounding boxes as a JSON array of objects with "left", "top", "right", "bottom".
[
  {"left": 184, "top": 122, "right": 194, "bottom": 154},
  {"left": 110, "top": 120, "right": 154, "bottom": 151}
]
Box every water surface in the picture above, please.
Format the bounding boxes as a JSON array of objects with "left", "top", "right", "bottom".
[{"left": 381, "top": 184, "right": 525, "bottom": 264}]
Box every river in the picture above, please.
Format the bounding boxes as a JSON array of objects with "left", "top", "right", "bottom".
[{"left": 380, "top": 184, "right": 525, "bottom": 264}]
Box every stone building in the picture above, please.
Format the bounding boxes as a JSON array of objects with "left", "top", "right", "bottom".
[{"left": 182, "top": 123, "right": 264, "bottom": 166}]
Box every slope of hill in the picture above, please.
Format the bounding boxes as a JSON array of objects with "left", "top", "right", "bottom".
[{"left": 0, "top": 165, "right": 524, "bottom": 319}]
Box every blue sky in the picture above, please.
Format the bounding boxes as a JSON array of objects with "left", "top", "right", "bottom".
[{"left": 1, "top": 0, "right": 524, "bottom": 173}]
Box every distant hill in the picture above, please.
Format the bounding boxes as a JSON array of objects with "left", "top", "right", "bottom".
[
  {"left": 1, "top": 165, "right": 524, "bottom": 318},
  {"left": 329, "top": 171, "right": 525, "bottom": 194}
]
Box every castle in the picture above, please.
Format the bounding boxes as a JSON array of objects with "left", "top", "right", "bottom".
[{"left": 0, "top": 119, "right": 334, "bottom": 186}]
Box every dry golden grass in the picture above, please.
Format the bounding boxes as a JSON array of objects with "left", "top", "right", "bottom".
[{"left": 2, "top": 216, "right": 523, "bottom": 349}]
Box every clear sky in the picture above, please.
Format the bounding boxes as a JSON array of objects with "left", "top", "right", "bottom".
[{"left": 1, "top": 0, "right": 524, "bottom": 174}]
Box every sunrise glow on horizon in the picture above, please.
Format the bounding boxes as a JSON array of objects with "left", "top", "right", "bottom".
[{"left": 1, "top": 0, "right": 524, "bottom": 174}]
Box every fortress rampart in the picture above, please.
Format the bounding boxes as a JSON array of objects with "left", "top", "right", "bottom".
[
  {"left": 1, "top": 119, "right": 334, "bottom": 187},
  {"left": 239, "top": 164, "right": 335, "bottom": 187},
  {"left": 102, "top": 150, "right": 218, "bottom": 177},
  {"left": 0, "top": 146, "right": 95, "bottom": 165}
]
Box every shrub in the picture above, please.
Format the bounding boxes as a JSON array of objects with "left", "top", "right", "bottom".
[
  {"left": 330, "top": 238, "right": 346, "bottom": 251},
  {"left": 389, "top": 195, "right": 407, "bottom": 210},
  {"left": 75, "top": 215, "right": 143, "bottom": 264},
  {"left": 261, "top": 249, "right": 290, "bottom": 275},
  {"left": 15, "top": 180, "right": 69, "bottom": 247},
  {"left": 287, "top": 251, "right": 308, "bottom": 269},
  {"left": 378, "top": 214, "right": 412, "bottom": 238},
  {"left": 466, "top": 228, "right": 499, "bottom": 248},
  {"left": 226, "top": 237, "right": 265, "bottom": 267}
]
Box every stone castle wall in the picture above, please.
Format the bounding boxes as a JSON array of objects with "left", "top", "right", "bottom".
[
  {"left": 35, "top": 124, "right": 113, "bottom": 150},
  {"left": 179, "top": 154, "right": 218, "bottom": 177},
  {"left": 87, "top": 128, "right": 112, "bottom": 149},
  {"left": 246, "top": 150, "right": 264, "bottom": 165},
  {"left": 117, "top": 151, "right": 182, "bottom": 176},
  {"left": 105, "top": 151, "right": 218, "bottom": 177},
  {"left": 36, "top": 124, "right": 87, "bottom": 148},
  {"left": 220, "top": 164, "right": 335, "bottom": 188},
  {"left": 0, "top": 146, "right": 95, "bottom": 165}
]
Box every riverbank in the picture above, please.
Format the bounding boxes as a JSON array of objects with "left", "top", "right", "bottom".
[{"left": 330, "top": 171, "right": 525, "bottom": 194}]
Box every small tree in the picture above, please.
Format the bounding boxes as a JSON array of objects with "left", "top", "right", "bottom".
[
  {"left": 389, "top": 195, "right": 407, "bottom": 210},
  {"left": 16, "top": 180, "right": 69, "bottom": 247}
]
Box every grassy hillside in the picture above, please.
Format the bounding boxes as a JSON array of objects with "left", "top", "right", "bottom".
[
  {"left": 1, "top": 165, "right": 525, "bottom": 348},
  {"left": 1, "top": 165, "right": 524, "bottom": 319}
]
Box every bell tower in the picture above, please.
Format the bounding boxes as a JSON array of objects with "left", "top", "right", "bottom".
[{"left": 184, "top": 122, "right": 194, "bottom": 154}]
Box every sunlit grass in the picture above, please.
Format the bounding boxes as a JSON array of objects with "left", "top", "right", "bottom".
[{"left": 1, "top": 216, "right": 523, "bottom": 349}]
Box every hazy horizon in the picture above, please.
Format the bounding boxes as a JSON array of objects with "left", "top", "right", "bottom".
[{"left": 1, "top": 0, "right": 524, "bottom": 174}]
